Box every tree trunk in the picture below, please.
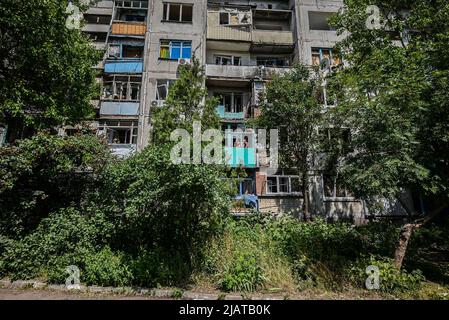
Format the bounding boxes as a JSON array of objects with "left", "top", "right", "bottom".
[
  {"left": 393, "top": 202, "right": 446, "bottom": 269},
  {"left": 393, "top": 223, "right": 416, "bottom": 269},
  {"left": 301, "top": 173, "right": 310, "bottom": 221}
]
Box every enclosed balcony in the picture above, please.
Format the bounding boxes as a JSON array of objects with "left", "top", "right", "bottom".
[
  {"left": 99, "top": 101, "right": 139, "bottom": 116},
  {"left": 216, "top": 105, "right": 245, "bottom": 120},
  {"left": 98, "top": 120, "right": 138, "bottom": 158},
  {"left": 111, "top": 21, "right": 146, "bottom": 35},
  {"left": 104, "top": 59, "right": 143, "bottom": 73},
  {"left": 206, "top": 64, "right": 289, "bottom": 81},
  {"left": 225, "top": 147, "right": 257, "bottom": 168},
  {"left": 251, "top": 30, "right": 294, "bottom": 46}
]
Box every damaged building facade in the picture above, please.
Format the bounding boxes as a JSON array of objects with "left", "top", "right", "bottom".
[{"left": 80, "top": 0, "right": 414, "bottom": 223}]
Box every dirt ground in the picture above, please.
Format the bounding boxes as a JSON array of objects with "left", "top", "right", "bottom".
[
  {"left": 0, "top": 288, "right": 166, "bottom": 300},
  {"left": 0, "top": 287, "right": 389, "bottom": 300}
]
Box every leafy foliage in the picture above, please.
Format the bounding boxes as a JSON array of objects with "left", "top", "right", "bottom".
[
  {"left": 151, "top": 57, "right": 220, "bottom": 144},
  {"left": 0, "top": 207, "right": 114, "bottom": 281},
  {"left": 256, "top": 64, "right": 326, "bottom": 218},
  {"left": 0, "top": 133, "right": 112, "bottom": 238},
  {"left": 348, "top": 255, "right": 424, "bottom": 293},
  {"left": 328, "top": 0, "right": 449, "bottom": 206},
  {"left": 0, "top": 0, "right": 100, "bottom": 131}
]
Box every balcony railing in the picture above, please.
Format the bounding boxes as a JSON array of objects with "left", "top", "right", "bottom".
[
  {"left": 216, "top": 105, "right": 245, "bottom": 120},
  {"left": 110, "top": 144, "right": 137, "bottom": 158},
  {"left": 252, "top": 30, "right": 294, "bottom": 45},
  {"left": 111, "top": 21, "right": 146, "bottom": 35},
  {"left": 225, "top": 147, "right": 258, "bottom": 168},
  {"left": 115, "top": 0, "right": 148, "bottom": 9},
  {"left": 206, "top": 64, "right": 290, "bottom": 80},
  {"left": 100, "top": 101, "right": 139, "bottom": 116},
  {"left": 104, "top": 59, "right": 143, "bottom": 73}
]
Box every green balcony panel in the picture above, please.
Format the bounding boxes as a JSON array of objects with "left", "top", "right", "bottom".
[
  {"left": 216, "top": 105, "right": 244, "bottom": 120},
  {"left": 225, "top": 147, "right": 257, "bottom": 168}
]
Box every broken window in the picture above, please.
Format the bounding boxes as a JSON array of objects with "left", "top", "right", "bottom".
[
  {"left": 159, "top": 40, "right": 192, "bottom": 59},
  {"left": 123, "top": 14, "right": 145, "bottom": 22},
  {"left": 266, "top": 176, "right": 302, "bottom": 194},
  {"left": 312, "top": 48, "right": 340, "bottom": 67},
  {"left": 214, "top": 92, "right": 244, "bottom": 113},
  {"left": 122, "top": 45, "right": 143, "bottom": 58},
  {"left": 322, "top": 174, "right": 353, "bottom": 198},
  {"left": 156, "top": 79, "right": 175, "bottom": 103},
  {"left": 219, "top": 9, "right": 251, "bottom": 26},
  {"left": 163, "top": 3, "right": 193, "bottom": 23},
  {"left": 215, "top": 55, "right": 241, "bottom": 66},
  {"left": 98, "top": 120, "right": 138, "bottom": 145},
  {"left": 279, "top": 177, "right": 289, "bottom": 193},
  {"left": 308, "top": 11, "right": 335, "bottom": 31},
  {"left": 108, "top": 45, "right": 121, "bottom": 59},
  {"left": 233, "top": 94, "right": 243, "bottom": 113},
  {"left": 108, "top": 44, "right": 144, "bottom": 59},
  {"left": 219, "top": 12, "right": 229, "bottom": 25},
  {"left": 256, "top": 57, "right": 289, "bottom": 67},
  {"left": 267, "top": 176, "right": 278, "bottom": 193},
  {"left": 102, "top": 76, "right": 141, "bottom": 101}
]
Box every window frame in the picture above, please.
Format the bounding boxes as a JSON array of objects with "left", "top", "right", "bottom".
[
  {"left": 101, "top": 75, "right": 142, "bottom": 101},
  {"left": 98, "top": 120, "right": 138, "bottom": 145},
  {"left": 266, "top": 175, "right": 302, "bottom": 195},
  {"left": 214, "top": 92, "right": 245, "bottom": 113},
  {"left": 311, "top": 47, "right": 340, "bottom": 67},
  {"left": 214, "top": 55, "right": 242, "bottom": 66},
  {"left": 162, "top": 2, "right": 193, "bottom": 23},
  {"left": 159, "top": 40, "right": 192, "bottom": 60},
  {"left": 155, "top": 79, "right": 175, "bottom": 104},
  {"left": 219, "top": 11, "right": 230, "bottom": 25},
  {"left": 322, "top": 174, "right": 355, "bottom": 200}
]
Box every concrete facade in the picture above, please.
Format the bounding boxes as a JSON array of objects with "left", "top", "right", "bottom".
[{"left": 81, "top": 0, "right": 414, "bottom": 223}]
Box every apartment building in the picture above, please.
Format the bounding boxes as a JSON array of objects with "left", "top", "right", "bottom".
[{"left": 82, "top": 0, "right": 414, "bottom": 223}]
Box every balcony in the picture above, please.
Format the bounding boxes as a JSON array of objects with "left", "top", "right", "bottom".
[
  {"left": 252, "top": 30, "right": 294, "bottom": 46},
  {"left": 104, "top": 59, "right": 143, "bottom": 73},
  {"left": 114, "top": 0, "right": 148, "bottom": 9},
  {"left": 225, "top": 147, "right": 257, "bottom": 168},
  {"left": 100, "top": 101, "right": 139, "bottom": 116},
  {"left": 82, "top": 23, "right": 110, "bottom": 33},
  {"left": 216, "top": 105, "right": 245, "bottom": 120},
  {"left": 206, "top": 64, "right": 290, "bottom": 81},
  {"left": 111, "top": 21, "right": 146, "bottom": 36},
  {"left": 110, "top": 144, "right": 137, "bottom": 158},
  {"left": 206, "top": 65, "right": 258, "bottom": 80}
]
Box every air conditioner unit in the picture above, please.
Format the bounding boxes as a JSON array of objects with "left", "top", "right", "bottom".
[
  {"left": 151, "top": 100, "right": 165, "bottom": 107},
  {"left": 178, "top": 58, "right": 191, "bottom": 65}
]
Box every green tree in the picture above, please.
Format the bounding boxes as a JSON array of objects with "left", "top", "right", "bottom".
[
  {"left": 151, "top": 57, "right": 220, "bottom": 144},
  {"left": 329, "top": 0, "right": 449, "bottom": 267},
  {"left": 0, "top": 133, "right": 112, "bottom": 238},
  {"left": 0, "top": 0, "right": 100, "bottom": 140},
  {"left": 95, "top": 145, "right": 231, "bottom": 282},
  {"left": 256, "top": 64, "right": 325, "bottom": 220}
]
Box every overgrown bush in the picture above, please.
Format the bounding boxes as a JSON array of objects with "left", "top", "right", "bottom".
[
  {"left": 267, "top": 216, "right": 362, "bottom": 286},
  {"left": 348, "top": 255, "right": 424, "bottom": 293},
  {"left": 201, "top": 216, "right": 297, "bottom": 293},
  {"left": 96, "top": 145, "right": 231, "bottom": 279},
  {"left": 128, "top": 249, "right": 191, "bottom": 288},
  {"left": 218, "top": 250, "right": 264, "bottom": 292},
  {"left": 82, "top": 247, "right": 132, "bottom": 287},
  {"left": 0, "top": 133, "right": 111, "bottom": 238},
  {"left": 0, "top": 207, "right": 113, "bottom": 281},
  {"left": 0, "top": 142, "right": 232, "bottom": 287}
]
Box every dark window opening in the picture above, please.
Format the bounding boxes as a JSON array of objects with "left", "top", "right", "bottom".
[
  {"left": 163, "top": 3, "right": 193, "bottom": 22},
  {"left": 122, "top": 46, "right": 143, "bottom": 58}
]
